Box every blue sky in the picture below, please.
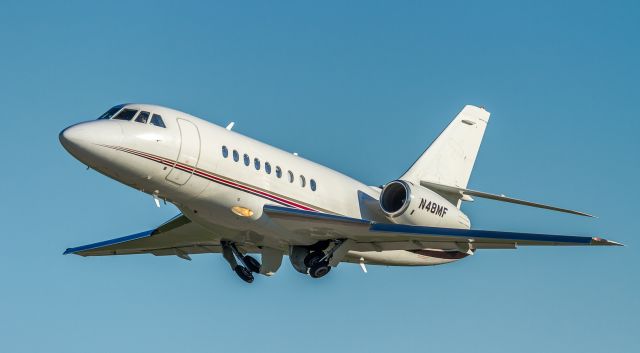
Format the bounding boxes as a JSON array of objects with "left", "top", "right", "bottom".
[{"left": 1, "top": 1, "right": 638, "bottom": 352}]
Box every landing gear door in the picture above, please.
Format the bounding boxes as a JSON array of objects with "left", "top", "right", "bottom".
[{"left": 166, "top": 118, "right": 200, "bottom": 185}]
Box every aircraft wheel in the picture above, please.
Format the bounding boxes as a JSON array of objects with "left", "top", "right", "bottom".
[
  {"left": 309, "top": 240, "right": 330, "bottom": 251},
  {"left": 309, "top": 261, "right": 331, "bottom": 278},
  {"left": 243, "top": 255, "right": 261, "bottom": 273},
  {"left": 234, "top": 265, "right": 254, "bottom": 283},
  {"left": 304, "top": 251, "right": 325, "bottom": 268}
]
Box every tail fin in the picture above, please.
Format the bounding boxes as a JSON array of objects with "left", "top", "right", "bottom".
[{"left": 401, "top": 105, "right": 490, "bottom": 190}]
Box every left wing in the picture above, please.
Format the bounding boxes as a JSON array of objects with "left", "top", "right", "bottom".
[
  {"left": 420, "top": 180, "right": 594, "bottom": 217},
  {"left": 64, "top": 214, "right": 259, "bottom": 259},
  {"left": 264, "top": 205, "right": 622, "bottom": 252}
]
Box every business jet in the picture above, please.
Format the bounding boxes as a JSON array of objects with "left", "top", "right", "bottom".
[{"left": 60, "top": 104, "right": 621, "bottom": 283}]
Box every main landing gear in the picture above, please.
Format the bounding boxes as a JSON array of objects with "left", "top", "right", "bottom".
[
  {"left": 221, "top": 241, "right": 261, "bottom": 283},
  {"left": 290, "top": 239, "right": 353, "bottom": 279},
  {"left": 304, "top": 250, "right": 331, "bottom": 278}
]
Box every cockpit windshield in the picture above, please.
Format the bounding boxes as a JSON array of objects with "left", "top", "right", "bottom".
[
  {"left": 96, "top": 105, "right": 166, "bottom": 128},
  {"left": 135, "top": 111, "right": 150, "bottom": 124},
  {"left": 113, "top": 108, "right": 138, "bottom": 121},
  {"left": 97, "top": 105, "right": 125, "bottom": 120},
  {"left": 150, "top": 114, "right": 166, "bottom": 128}
]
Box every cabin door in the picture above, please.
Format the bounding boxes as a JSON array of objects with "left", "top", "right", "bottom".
[{"left": 166, "top": 118, "right": 201, "bottom": 185}]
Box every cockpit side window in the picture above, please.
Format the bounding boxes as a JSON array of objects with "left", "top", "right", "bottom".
[
  {"left": 135, "top": 111, "right": 150, "bottom": 124},
  {"left": 150, "top": 114, "right": 166, "bottom": 128},
  {"left": 97, "top": 105, "right": 124, "bottom": 120},
  {"left": 113, "top": 108, "right": 138, "bottom": 121}
]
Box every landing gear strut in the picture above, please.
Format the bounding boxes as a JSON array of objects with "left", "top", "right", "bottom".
[
  {"left": 298, "top": 239, "right": 352, "bottom": 279},
  {"left": 221, "top": 241, "right": 261, "bottom": 283}
]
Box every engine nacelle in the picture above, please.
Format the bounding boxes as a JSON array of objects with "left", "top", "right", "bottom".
[{"left": 379, "top": 180, "right": 470, "bottom": 229}]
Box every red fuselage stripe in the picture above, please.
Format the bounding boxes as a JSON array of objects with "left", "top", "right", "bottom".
[{"left": 110, "top": 145, "right": 318, "bottom": 212}]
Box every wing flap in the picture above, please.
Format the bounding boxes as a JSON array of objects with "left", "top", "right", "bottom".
[
  {"left": 264, "top": 205, "right": 372, "bottom": 241},
  {"left": 150, "top": 245, "right": 223, "bottom": 257}
]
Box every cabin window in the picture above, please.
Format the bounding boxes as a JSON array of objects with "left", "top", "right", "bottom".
[
  {"left": 135, "top": 111, "right": 150, "bottom": 124},
  {"left": 233, "top": 150, "right": 239, "bottom": 162},
  {"left": 254, "top": 158, "right": 261, "bottom": 170},
  {"left": 288, "top": 171, "right": 294, "bottom": 183},
  {"left": 113, "top": 108, "right": 138, "bottom": 121},
  {"left": 300, "top": 175, "right": 306, "bottom": 188},
  {"left": 150, "top": 114, "right": 166, "bottom": 128},
  {"left": 275, "top": 166, "right": 282, "bottom": 178},
  {"left": 222, "top": 146, "right": 229, "bottom": 158},
  {"left": 97, "top": 105, "right": 124, "bottom": 120},
  {"left": 310, "top": 179, "right": 317, "bottom": 191},
  {"left": 265, "top": 162, "right": 272, "bottom": 174},
  {"left": 243, "top": 154, "right": 250, "bottom": 166}
]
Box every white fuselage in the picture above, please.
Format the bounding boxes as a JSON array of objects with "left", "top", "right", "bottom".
[{"left": 60, "top": 104, "right": 472, "bottom": 266}]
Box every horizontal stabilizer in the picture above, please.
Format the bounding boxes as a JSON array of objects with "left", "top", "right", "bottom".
[{"left": 420, "top": 180, "right": 594, "bottom": 217}]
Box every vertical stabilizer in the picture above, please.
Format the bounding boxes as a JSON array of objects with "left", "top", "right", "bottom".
[{"left": 401, "top": 105, "right": 490, "bottom": 190}]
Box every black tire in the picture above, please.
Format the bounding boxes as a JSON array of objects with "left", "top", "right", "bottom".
[
  {"left": 309, "top": 240, "right": 330, "bottom": 251},
  {"left": 234, "top": 265, "right": 254, "bottom": 283},
  {"left": 243, "top": 255, "right": 261, "bottom": 273},
  {"left": 309, "top": 261, "right": 331, "bottom": 278},
  {"left": 304, "top": 251, "right": 325, "bottom": 268}
]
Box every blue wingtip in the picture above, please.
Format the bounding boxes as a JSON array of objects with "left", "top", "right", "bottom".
[{"left": 62, "top": 230, "right": 154, "bottom": 256}]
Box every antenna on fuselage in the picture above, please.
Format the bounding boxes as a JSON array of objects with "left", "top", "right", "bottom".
[{"left": 226, "top": 122, "right": 235, "bottom": 130}]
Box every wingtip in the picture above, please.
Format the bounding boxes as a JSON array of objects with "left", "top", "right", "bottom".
[
  {"left": 591, "top": 237, "right": 624, "bottom": 246},
  {"left": 574, "top": 210, "right": 596, "bottom": 218}
]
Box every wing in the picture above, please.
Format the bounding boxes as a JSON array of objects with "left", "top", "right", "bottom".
[
  {"left": 264, "top": 205, "right": 622, "bottom": 252},
  {"left": 64, "top": 214, "right": 259, "bottom": 259}
]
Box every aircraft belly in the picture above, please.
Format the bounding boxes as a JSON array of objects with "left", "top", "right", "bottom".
[
  {"left": 346, "top": 250, "right": 468, "bottom": 266},
  {"left": 182, "top": 185, "right": 318, "bottom": 248}
]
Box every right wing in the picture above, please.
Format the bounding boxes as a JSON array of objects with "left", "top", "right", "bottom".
[{"left": 264, "top": 205, "right": 621, "bottom": 252}]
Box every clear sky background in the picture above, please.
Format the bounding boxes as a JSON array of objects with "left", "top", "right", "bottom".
[{"left": 1, "top": 1, "right": 638, "bottom": 352}]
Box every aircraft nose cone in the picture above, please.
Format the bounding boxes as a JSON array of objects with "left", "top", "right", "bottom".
[
  {"left": 59, "top": 125, "right": 84, "bottom": 151},
  {"left": 59, "top": 121, "right": 123, "bottom": 164},
  {"left": 59, "top": 123, "right": 97, "bottom": 156}
]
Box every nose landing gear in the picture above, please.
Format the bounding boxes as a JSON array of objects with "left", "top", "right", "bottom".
[
  {"left": 234, "top": 265, "right": 254, "bottom": 283},
  {"left": 243, "top": 255, "right": 261, "bottom": 273},
  {"left": 221, "top": 241, "right": 261, "bottom": 283}
]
